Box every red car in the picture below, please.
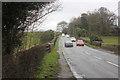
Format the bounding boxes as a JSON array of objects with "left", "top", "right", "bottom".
[{"left": 76, "top": 40, "right": 84, "bottom": 46}]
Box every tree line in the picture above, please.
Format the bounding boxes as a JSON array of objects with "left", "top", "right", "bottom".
[
  {"left": 57, "top": 7, "right": 118, "bottom": 38},
  {"left": 2, "top": 2, "right": 60, "bottom": 55}
]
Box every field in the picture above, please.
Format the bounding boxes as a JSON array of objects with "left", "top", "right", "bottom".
[
  {"left": 85, "top": 43, "right": 100, "bottom": 48},
  {"left": 101, "top": 36, "right": 118, "bottom": 44},
  {"left": 80, "top": 37, "right": 90, "bottom": 40},
  {"left": 15, "top": 31, "right": 43, "bottom": 51},
  {"left": 81, "top": 36, "right": 118, "bottom": 44}
]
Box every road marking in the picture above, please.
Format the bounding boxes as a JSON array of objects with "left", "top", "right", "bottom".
[
  {"left": 80, "top": 74, "right": 86, "bottom": 78},
  {"left": 85, "top": 52, "right": 91, "bottom": 55},
  {"left": 106, "top": 61, "right": 120, "bottom": 68},
  {"left": 94, "top": 56, "right": 102, "bottom": 60},
  {"left": 60, "top": 37, "right": 119, "bottom": 78},
  {"left": 85, "top": 51, "right": 119, "bottom": 68},
  {"left": 62, "top": 50, "right": 83, "bottom": 78}
]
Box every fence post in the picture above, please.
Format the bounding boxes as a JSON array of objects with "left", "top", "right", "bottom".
[
  {"left": 46, "top": 44, "right": 51, "bottom": 53},
  {"left": 100, "top": 42, "right": 102, "bottom": 47}
]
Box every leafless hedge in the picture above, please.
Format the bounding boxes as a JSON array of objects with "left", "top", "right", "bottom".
[{"left": 2, "top": 37, "right": 58, "bottom": 78}]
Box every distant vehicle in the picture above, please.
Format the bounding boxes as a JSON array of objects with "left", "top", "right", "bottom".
[
  {"left": 65, "top": 41, "right": 73, "bottom": 47},
  {"left": 76, "top": 40, "right": 84, "bottom": 46},
  {"left": 66, "top": 34, "right": 70, "bottom": 38},
  {"left": 70, "top": 37, "right": 76, "bottom": 42},
  {"left": 62, "top": 33, "right": 65, "bottom": 37}
]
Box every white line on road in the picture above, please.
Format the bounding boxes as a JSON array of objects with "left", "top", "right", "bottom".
[
  {"left": 85, "top": 51, "right": 91, "bottom": 55},
  {"left": 94, "top": 56, "right": 102, "bottom": 60},
  {"left": 106, "top": 61, "right": 120, "bottom": 68},
  {"left": 62, "top": 50, "right": 83, "bottom": 78},
  {"left": 60, "top": 36, "right": 119, "bottom": 78},
  {"left": 85, "top": 51, "right": 119, "bottom": 68}
]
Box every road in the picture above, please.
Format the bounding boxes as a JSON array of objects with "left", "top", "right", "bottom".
[{"left": 59, "top": 36, "right": 119, "bottom": 78}]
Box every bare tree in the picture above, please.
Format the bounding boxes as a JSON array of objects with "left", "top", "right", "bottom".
[
  {"left": 3, "top": 1, "right": 61, "bottom": 54},
  {"left": 57, "top": 21, "right": 68, "bottom": 32},
  {"left": 87, "top": 7, "right": 117, "bottom": 36},
  {"left": 26, "top": 2, "right": 61, "bottom": 49}
]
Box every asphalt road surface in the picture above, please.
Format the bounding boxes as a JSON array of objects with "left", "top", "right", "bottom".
[{"left": 59, "top": 36, "right": 119, "bottom": 78}]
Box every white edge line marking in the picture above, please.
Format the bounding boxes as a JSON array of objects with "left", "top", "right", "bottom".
[
  {"left": 106, "top": 61, "right": 119, "bottom": 68},
  {"left": 62, "top": 50, "right": 83, "bottom": 78},
  {"left": 60, "top": 37, "right": 83, "bottom": 78}
]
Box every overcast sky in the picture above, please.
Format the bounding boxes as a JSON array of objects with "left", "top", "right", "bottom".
[{"left": 38, "top": 0, "right": 120, "bottom": 31}]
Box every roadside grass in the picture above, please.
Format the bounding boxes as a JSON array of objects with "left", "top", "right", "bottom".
[
  {"left": 85, "top": 43, "right": 100, "bottom": 48},
  {"left": 80, "top": 37, "right": 100, "bottom": 48},
  {"left": 101, "top": 36, "right": 118, "bottom": 44},
  {"left": 80, "top": 36, "right": 118, "bottom": 44},
  {"left": 80, "top": 37, "right": 89, "bottom": 40},
  {"left": 36, "top": 38, "right": 60, "bottom": 78}
]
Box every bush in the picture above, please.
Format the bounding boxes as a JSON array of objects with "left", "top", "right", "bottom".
[
  {"left": 40, "top": 30, "right": 54, "bottom": 43},
  {"left": 75, "top": 28, "right": 88, "bottom": 37},
  {"left": 89, "top": 35, "right": 103, "bottom": 42},
  {"left": 2, "top": 44, "right": 47, "bottom": 78},
  {"left": 36, "top": 38, "right": 59, "bottom": 78}
]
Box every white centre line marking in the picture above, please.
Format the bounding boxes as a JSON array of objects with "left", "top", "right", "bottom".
[
  {"left": 85, "top": 51, "right": 119, "bottom": 68},
  {"left": 85, "top": 52, "right": 91, "bottom": 55},
  {"left": 106, "top": 61, "right": 120, "bottom": 68},
  {"left": 94, "top": 56, "right": 102, "bottom": 60}
]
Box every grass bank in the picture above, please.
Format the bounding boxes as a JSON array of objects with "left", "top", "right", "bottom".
[
  {"left": 80, "top": 36, "right": 118, "bottom": 44},
  {"left": 36, "top": 38, "right": 60, "bottom": 78},
  {"left": 22, "top": 32, "right": 42, "bottom": 48},
  {"left": 80, "top": 37, "right": 89, "bottom": 40},
  {"left": 15, "top": 31, "right": 43, "bottom": 51},
  {"left": 85, "top": 43, "right": 100, "bottom": 48},
  {"left": 101, "top": 36, "right": 118, "bottom": 44}
]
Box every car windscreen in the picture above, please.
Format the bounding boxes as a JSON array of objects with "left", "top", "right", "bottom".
[
  {"left": 66, "top": 41, "right": 72, "bottom": 43},
  {"left": 78, "top": 40, "right": 83, "bottom": 42}
]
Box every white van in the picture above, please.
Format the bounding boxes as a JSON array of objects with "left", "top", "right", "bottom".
[
  {"left": 66, "top": 34, "right": 70, "bottom": 38},
  {"left": 62, "top": 33, "right": 65, "bottom": 37}
]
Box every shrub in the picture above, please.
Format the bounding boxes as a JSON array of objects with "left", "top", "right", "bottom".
[
  {"left": 40, "top": 30, "right": 54, "bottom": 43},
  {"left": 89, "top": 35, "right": 103, "bottom": 42},
  {"left": 2, "top": 44, "right": 46, "bottom": 78}
]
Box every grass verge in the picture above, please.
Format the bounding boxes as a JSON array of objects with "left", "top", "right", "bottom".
[
  {"left": 36, "top": 38, "right": 60, "bottom": 78},
  {"left": 80, "top": 37, "right": 89, "bottom": 40},
  {"left": 101, "top": 36, "right": 118, "bottom": 44},
  {"left": 80, "top": 36, "right": 118, "bottom": 44},
  {"left": 85, "top": 43, "right": 100, "bottom": 48}
]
